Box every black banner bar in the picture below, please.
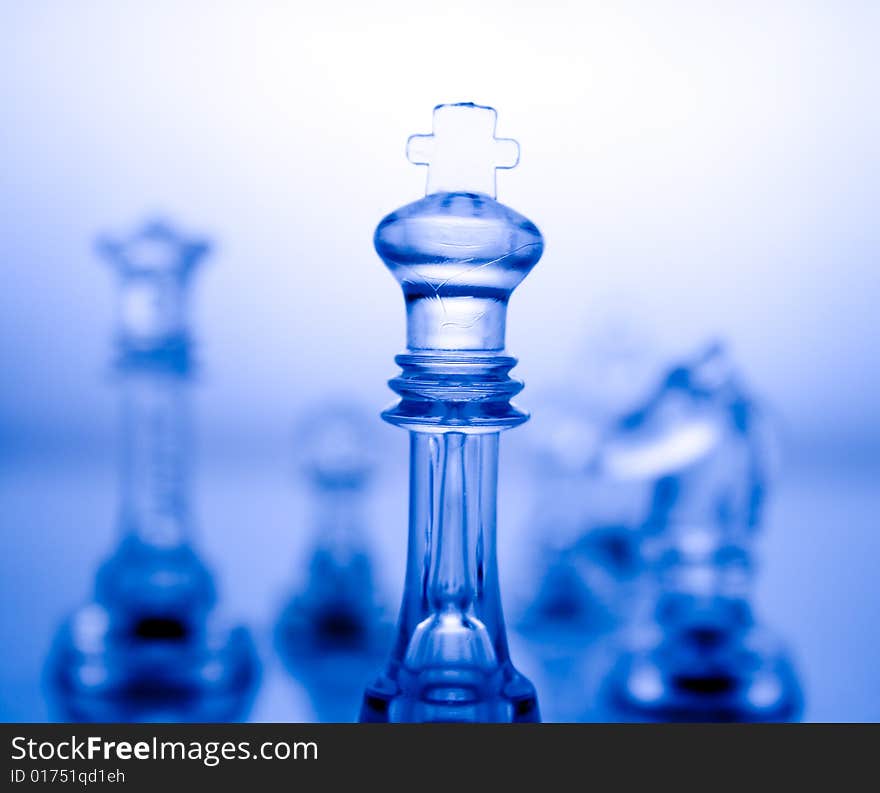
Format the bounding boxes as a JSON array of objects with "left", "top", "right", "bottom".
[{"left": 1, "top": 723, "right": 875, "bottom": 790}]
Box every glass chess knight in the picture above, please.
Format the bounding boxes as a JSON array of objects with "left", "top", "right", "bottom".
[
  {"left": 605, "top": 342, "right": 802, "bottom": 721},
  {"left": 360, "top": 102, "right": 544, "bottom": 723},
  {"left": 46, "top": 220, "right": 259, "bottom": 722}
]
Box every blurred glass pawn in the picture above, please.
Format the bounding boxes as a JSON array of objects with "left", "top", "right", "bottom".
[
  {"left": 518, "top": 323, "right": 661, "bottom": 639},
  {"left": 275, "top": 404, "right": 389, "bottom": 720},
  {"left": 606, "top": 342, "right": 802, "bottom": 721},
  {"left": 46, "top": 220, "right": 259, "bottom": 722}
]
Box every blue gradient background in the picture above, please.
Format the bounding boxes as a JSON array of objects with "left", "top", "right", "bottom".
[{"left": 1, "top": 1, "right": 878, "bottom": 721}]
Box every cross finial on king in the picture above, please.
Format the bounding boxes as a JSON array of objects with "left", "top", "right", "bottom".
[{"left": 406, "top": 103, "right": 520, "bottom": 198}]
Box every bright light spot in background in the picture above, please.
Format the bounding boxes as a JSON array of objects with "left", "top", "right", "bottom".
[
  {"left": 604, "top": 418, "right": 720, "bottom": 480},
  {"left": 0, "top": 1, "right": 877, "bottom": 455}
]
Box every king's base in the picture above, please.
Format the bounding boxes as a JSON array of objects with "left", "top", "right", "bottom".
[
  {"left": 605, "top": 628, "right": 802, "bottom": 722},
  {"left": 360, "top": 662, "right": 540, "bottom": 723},
  {"left": 46, "top": 604, "right": 260, "bottom": 722}
]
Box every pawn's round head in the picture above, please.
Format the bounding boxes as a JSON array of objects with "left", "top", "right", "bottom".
[
  {"left": 375, "top": 104, "right": 543, "bottom": 352},
  {"left": 296, "top": 403, "right": 376, "bottom": 490}
]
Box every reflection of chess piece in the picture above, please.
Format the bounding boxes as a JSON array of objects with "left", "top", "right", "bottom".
[
  {"left": 519, "top": 325, "right": 661, "bottom": 638},
  {"left": 606, "top": 342, "right": 802, "bottom": 721},
  {"left": 46, "top": 220, "right": 259, "bottom": 722},
  {"left": 360, "top": 103, "right": 543, "bottom": 722},
  {"left": 275, "top": 404, "right": 389, "bottom": 722}
]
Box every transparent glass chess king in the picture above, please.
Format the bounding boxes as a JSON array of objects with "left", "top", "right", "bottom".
[
  {"left": 359, "top": 103, "right": 544, "bottom": 722},
  {"left": 275, "top": 403, "right": 391, "bottom": 722},
  {"left": 46, "top": 221, "right": 259, "bottom": 722},
  {"left": 605, "top": 343, "right": 802, "bottom": 721}
]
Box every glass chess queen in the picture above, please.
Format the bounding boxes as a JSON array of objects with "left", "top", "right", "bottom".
[
  {"left": 46, "top": 221, "right": 259, "bottom": 721},
  {"left": 605, "top": 343, "right": 802, "bottom": 721},
  {"left": 360, "top": 103, "right": 544, "bottom": 723}
]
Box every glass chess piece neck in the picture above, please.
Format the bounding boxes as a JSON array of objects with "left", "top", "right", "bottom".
[
  {"left": 605, "top": 342, "right": 802, "bottom": 721},
  {"left": 360, "top": 103, "right": 543, "bottom": 723},
  {"left": 46, "top": 220, "right": 259, "bottom": 722}
]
